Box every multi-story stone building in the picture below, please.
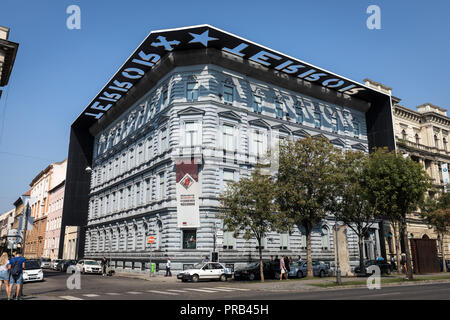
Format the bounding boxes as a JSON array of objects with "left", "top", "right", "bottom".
[
  {"left": 365, "top": 79, "right": 450, "bottom": 266},
  {"left": 0, "top": 25, "right": 19, "bottom": 99},
  {"left": 62, "top": 25, "right": 395, "bottom": 273},
  {"left": 0, "top": 209, "right": 14, "bottom": 238},
  {"left": 25, "top": 159, "right": 67, "bottom": 259},
  {"left": 43, "top": 180, "right": 66, "bottom": 260}
]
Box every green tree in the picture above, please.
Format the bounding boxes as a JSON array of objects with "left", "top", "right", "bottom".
[
  {"left": 219, "top": 169, "right": 281, "bottom": 282},
  {"left": 364, "top": 148, "right": 430, "bottom": 280},
  {"left": 332, "top": 150, "right": 381, "bottom": 275},
  {"left": 421, "top": 191, "right": 450, "bottom": 272},
  {"left": 276, "top": 136, "right": 340, "bottom": 277}
]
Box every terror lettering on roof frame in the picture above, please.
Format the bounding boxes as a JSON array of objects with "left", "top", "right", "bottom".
[{"left": 80, "top": 25, "right": 372, "bottom": 124}]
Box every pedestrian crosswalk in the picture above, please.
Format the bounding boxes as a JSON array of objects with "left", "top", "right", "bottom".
[{"left": 58, "top": 286, "right": 252, "bottom": 300}]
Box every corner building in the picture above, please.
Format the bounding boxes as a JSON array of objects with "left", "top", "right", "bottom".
[{"left": 62, "top": 25, "right": 395, "bottom": 273}]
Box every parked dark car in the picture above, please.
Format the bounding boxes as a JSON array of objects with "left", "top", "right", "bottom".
[
  {"left": 289, "top": 261, "right": 329, "bottom": 278},
  {"left": 354, "top": 259, "right": 393, "bottom": 276},
  {"left": 57, "top": 260, "right": 78, "bottom": 272},
  {"left": 234, "top": 261, "right": 281, "bottom": 281}
]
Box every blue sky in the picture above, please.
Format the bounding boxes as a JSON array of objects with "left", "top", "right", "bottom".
[{"left": 0, "top": 0, "right": 449, "bottom": 212}]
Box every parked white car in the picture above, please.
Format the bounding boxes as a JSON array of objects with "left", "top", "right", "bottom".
[
  {"left": 177, "top": 262, "right": 232, "bottom": 282},
  {"left": 76, "top": 260, "right": 102, "bottom": 274},
  {"left": 23, "top": 260, "right": 44, "bottom": 283},
  {"left": 40, "top": 258, "right": 51, "bottom": 269}
]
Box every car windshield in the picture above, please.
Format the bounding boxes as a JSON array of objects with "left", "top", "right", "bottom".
[
  {"left": 85, "top": 261, "right": 100, "bottom": 266},
  {"left": 24, "top": 261, "right": 41, "bottom": 270},
  {"left": 193, "top": 263, "right": 204, "bottom": 269}
]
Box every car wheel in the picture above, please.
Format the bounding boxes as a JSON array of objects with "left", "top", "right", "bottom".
[
  {"left": 320, "top": 270, "right": 325, "bottom": 278},
  {"left": 248, "top": 273, "right": 255, "bottom": 281},
  {"left": 297, "top": 271, "right": 304, "bottom": 278},
  {"left": 182, "top": 279, "right": 188, "bottom": 282},
  {"left": 386, "top": 268, "right": 391, "bottom": 275},
  {"left": 192, "top": 274, "right": 199, "bottom": 283},
  {"left": 220, "top": 274, "right": 227, "bottom": 282}
]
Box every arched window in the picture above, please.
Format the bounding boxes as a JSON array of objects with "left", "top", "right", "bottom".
[
  {"left": 434, "top": 135, "right": 439, "bottom": 148},
  {"left": 422, "top": 234, "right": 430, "bottom": 239},
  {"left": 321, "top": 226, "right": 330, "bottom": 250},
  {"left": 402, "top": 130, "right": 407, "bottom": 141}
]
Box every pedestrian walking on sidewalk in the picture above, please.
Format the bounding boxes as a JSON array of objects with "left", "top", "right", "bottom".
[
  {"left": 165, "top": 258, "right": 172, "bottom": 277},
  {"left": 284, "top": 256, "right": 290, "bottom": 279},
  {"left": 8, "top": 252, "right": 25, "bottom": 300},
  {"left": 0, "top": 253, "right": 11, "bottom": 299},
  {"left": 280, "top": 255, "right": 288, "bottom": 280},
  {"left": 101, "top": 257, "right": 108, "bottom": 276}
]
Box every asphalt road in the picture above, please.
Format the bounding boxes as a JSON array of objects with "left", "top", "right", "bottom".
[{"left": 2, "top": 270, "right": 449, "bottom": 300}]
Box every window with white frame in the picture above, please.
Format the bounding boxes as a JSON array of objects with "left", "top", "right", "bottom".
[
  {"left": 332, "top": 114, "right": 338, "bottom": 133},
  {"left": 161, "top": 89, "right": 168, "bottom": 107},
  {"left": 275, "top": 100, "right": 284, "bottom": 119},
  {"left": 222, "top": 225, "right": 235, "bottom": 250},
  {"left": 160, "top": 127, "right": 168, "bottom": 153},
  {"left": 187, "top": 82, "right": 199, "bottom": 101},
  {"left": 127, "top": 186, "right": 132, "bottom": 209},
  {"left": 138, "top": 143, "right": 144, "bottom": 165},
  {"left": 252, "top": 129, "right": 268, "bottom": 158},
  {"left": 253, "top": 95, "right": 262, "bottom": 113},
  {"left": 314, "top": 111, "right": 321, "bottom": 129},
  {"left": 321, "top": 226, "right": 330, "bottom": 250},
  {"left": 185, "top": 121, "right": 198, "bottom": 146},
  {"left": 136, "top": 182, "right": 141, "bottom": 206},
  {"left": 146, "top": 137, "right": 152, "bottom": 161},
  {"left": 223, "top": 169, "right": 235, "bottom": 191},
  {"left": 145, "top": 178, "right": 151, "bottom": 203},
  {"left": 158, "top": 172, "right": 165, "bottom": 199},
  {"left": 280, "top": 233, "right": 289, "bottom": 250},
  {"left": 223, "top": 85, "right": 233, "bottom": 104},
  {"left": 295, "top": 103, "right": 303, "bottom": 124},
  {"left": 222, "top": 124, "right": 235, "bottom": 151},
  {"left": 353, "top": 121, "right": 360, "bottom": 138}
]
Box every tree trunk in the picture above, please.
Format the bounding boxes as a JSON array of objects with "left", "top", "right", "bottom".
[
  {"left": 441, "top": 233, "right": 447, "bottom": 273},
  {"left": 358, "top": 235, "right": 365, "bottom": 276},
  {"left": 306, "top": 229, "right": 313, "bottom": 277},
  {"left": 401, "top": 220, "right": 414, "bottom": 280},
  {"left": 393, "top": 222, "right": 401, "bottom": 274},
  {"left": 258, "top": 238, "right": 264, "bottom": 282}
]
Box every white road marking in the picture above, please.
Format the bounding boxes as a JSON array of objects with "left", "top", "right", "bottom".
[
  {"left": 83, "top": 294, "right": 100, "bottom": 297},
  {"left": 201, "top": 287, "right": 234, "bottom": 292},
  {"left": 146, "top": 290, "right": 179, "bottom": 295},
  {"left": 127, "top": 291, "right": 143, "bottom": 295},
  {"left": 105, "top": 293, "right": 121, "bottom": 296},
  {"left": 167, "top": 289, "right": 188, "bottom": 293},
  {"left": 184, "top": 288, "right": 217, "bottom": 293},
  {"left": 60, "top": 296, "right": 84, "bottom": 300},
  {"left": 216, "top": 286, "right": 251, "bottom": 291}
]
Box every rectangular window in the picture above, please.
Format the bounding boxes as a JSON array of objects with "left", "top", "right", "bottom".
[
  {"left": 160, "top": 128, "right": 168, "bottom": 153},
  {"left": 145, "top": 178, "right": 151, "bottom": 203},
  {"left": 127, "top": 186, "right": 132, "bottom": 209},
  {"left": 223, "top": 229, "right": 235, "bottom": 250},
  {"left": 296, "top": 105, "right": 303, "bottom": 124},
  {"left": 223, "top": 169, "right": 234, "bottom": 190},
  {"left": 223, "top": 85, "right": 233, "bottom": 104},
  {"left": 146, "top": 138, "right": 152, "bottom": 161},
  {"left": 161, "top": 89, "right": 168, "bottom": 106},
  {"left": 223, "top": 124, "right": 234, "bottom": 151},
  {"left": 187, "top": 82, "right": 199, "bottom": 101},
  {"left": 183, "top": 229, "right": 197, "bottom": 249},
  {"left": 280, "top": 233, "right": 289, "bottom": 250},
  {"left": 112, "top": 192, "right": 116, "bottom": 212},
  {"left": 353, "top": 121, "right": 360, "bottom": 138},
  {"left": 185, "top": 121, "right": 198, "bottom": 146},
  {"left": 252, "top": 129, "right": 267, "bottom": 157},
  {"left": 332, "top": 116, "right": 338, "bottom": 133},
  {"left": 253, "top": 95, "right": 262, "bottom": 113},
  {"left": 136, "top": 183, "right": 141, "bottom": 206},
  {"left": 314, "top": 111, "right": 321, "bottom": 129},
  {"left": 159, "top": 172, "right": 165, "bottom": 199},
  {"left": 275, "top": 101, "right": 284, "bottom": 119}
]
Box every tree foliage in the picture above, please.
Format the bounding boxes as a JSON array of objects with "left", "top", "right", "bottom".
[
  {"left": 219, "top": 168, "right": 280, "bottom": 282},
  {"left": 276, "top": 136, "right": 340, "bottom": 277},
  {"left": 364, "top": 148, "right": 431, "bottom": 279}
]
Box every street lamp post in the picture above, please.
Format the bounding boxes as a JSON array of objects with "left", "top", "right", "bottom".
[{"left": 335, "top": 218, "right": 342, "bottom": 285}]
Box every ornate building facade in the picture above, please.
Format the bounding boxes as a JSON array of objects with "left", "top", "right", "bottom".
[
  {"left": 63, "top": 25, "right": 395, "bottom": 273},
  {"left": 365, "top": 79, "right": 450, "bottom": 264}
]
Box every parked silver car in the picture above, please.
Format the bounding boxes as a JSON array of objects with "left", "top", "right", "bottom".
[
  {"left": 288, "top": 261, "right": 329, "bottom": 278},
  {"left": 51, "top": 259, "right": 63, "bottom": 270},
  {"left": 40, "top": 258, "right": 51, "bottom": 269}
]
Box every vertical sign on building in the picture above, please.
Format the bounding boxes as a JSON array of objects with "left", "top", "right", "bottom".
[
  {"left": 176, "top": 158, "right": 200, "bottom": 228},
  {"left": 442, "top": 163, "right": 449, "bottom": 191}
]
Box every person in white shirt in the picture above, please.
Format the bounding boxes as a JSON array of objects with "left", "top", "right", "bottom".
[{"left": 165, "top": 257, "right": 172, "bottom": 277}]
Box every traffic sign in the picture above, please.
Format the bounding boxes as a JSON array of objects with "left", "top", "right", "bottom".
[{"left": 147, "top": 236, "right": 156, "bottom": 244}]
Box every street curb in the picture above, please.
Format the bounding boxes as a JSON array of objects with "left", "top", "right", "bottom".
[{"left": 308, "top": 278, "right": 450, "bottom": 291}]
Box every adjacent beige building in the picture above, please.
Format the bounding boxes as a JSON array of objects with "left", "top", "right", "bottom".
[
  {"left": 63, "top": 226, "right": 79, "bottom": 260},
  {"left": 365, "top": 79, "right": 450, "bottom": 265}
]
